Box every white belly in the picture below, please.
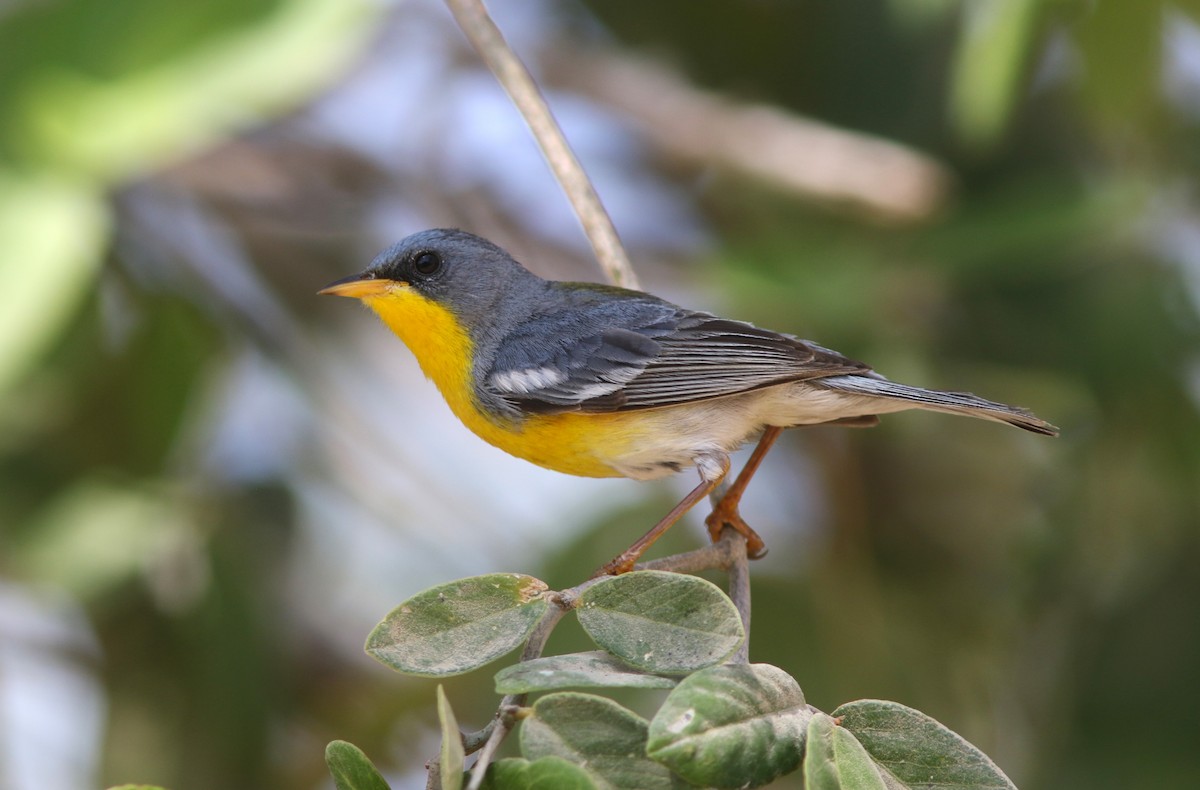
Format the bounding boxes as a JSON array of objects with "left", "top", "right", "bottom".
[{"left": 606, "top": 381, "right": 899, "bottom": 480}]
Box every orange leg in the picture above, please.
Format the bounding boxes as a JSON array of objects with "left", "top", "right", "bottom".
[
  {"left": 593, "top": 460, "right": 728, "bottom": 577},
  {"left": 704, "top": 426, "right": 782, "bottom": 559}
]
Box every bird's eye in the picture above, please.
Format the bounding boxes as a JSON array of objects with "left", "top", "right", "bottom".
[{"left": 413, "top": 251, "right": 442, "bottom": 276}]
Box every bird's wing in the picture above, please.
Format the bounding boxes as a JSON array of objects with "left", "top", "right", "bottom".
[{"left": 483, "top": 288, "right": 871, "bottom": 414}]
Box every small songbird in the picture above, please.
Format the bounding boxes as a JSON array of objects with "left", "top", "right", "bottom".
[{"left": 321, "top": 229, "right": 1057, "bottom": 574}]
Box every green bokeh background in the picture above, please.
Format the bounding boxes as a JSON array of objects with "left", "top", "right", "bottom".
[{"left": 2, "top": 1, "right": 1198, "bottom": 788}]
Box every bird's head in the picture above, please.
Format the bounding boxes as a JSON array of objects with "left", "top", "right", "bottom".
[{"left": 319, "top": 228, "right": 541, "bottom": 342}]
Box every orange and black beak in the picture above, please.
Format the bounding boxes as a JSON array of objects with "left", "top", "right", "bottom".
[{"left": 318, "top": 272, "right": 400, "bottom": 298}]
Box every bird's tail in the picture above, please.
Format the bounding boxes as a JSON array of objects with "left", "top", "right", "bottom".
[{"left": 818, "top": 375, "right": 1059, "bottom": 436}]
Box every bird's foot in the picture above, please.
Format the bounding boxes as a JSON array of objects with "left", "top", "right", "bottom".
[{"left": 705, "top": 506, "right": 768, "bottom": 559}]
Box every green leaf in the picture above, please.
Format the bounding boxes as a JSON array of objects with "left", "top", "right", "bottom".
[
  {"left": 805, "top": 713, "right": 887, "bottom": 790},
  {"left": 949, "top": 0, "right": 1043, "bottom": 151},
  {"left": 16, "top": 481, "right": 192, "bottom": 599},
  {"left": 520, "top": 692, "right": 683, "bottom": 790},
  {"left": 1074, "top": 0, "right": 1162, "bottom": 126},
  {"left": 576, "top": 571, "right": 743, "bottom": 674},
  {"left": 365, "top": 574, "right": 550, "bottom": 676},
  {"left": 833, "top": 700, "right": 1016, "bottom": 790},
  {"left": 0, "top": 177, "right": 106, "bottom": 397},
  {"left": 325, "top": 740, "right": 391, "bottom": 790},
  {"left": 647, "top": 663, "right": 811, "bottom": 788},
  {"left": 106, "top": 786, "right": 171, "bottom": 790},
  {"left": 437, "top": 686, "right": 465, "bottom": 790},
  {"left": 16, "top": 0, "right": 376, "bottom": 181},
  {"left": 480, "top": 757, "right": 599, "bottom": 790},
  {"left": 494, "top": 651, "right": 677, "bottom": 694}
]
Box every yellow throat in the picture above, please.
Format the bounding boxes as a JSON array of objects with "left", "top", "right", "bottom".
[{"left": 360, "top": 287, "right": 630, "bottom": 479}]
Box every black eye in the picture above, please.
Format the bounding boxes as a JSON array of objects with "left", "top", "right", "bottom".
[{"left": 413, "top": 251, "right": 442, "bottom": 276}]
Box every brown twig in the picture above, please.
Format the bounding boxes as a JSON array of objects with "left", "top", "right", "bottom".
[
  {"left": 703, "top": 480, "right": 751, "bottom": 661},
  {"left": 463, "top": 704, "right": 522, "bottom": 790},
  {"left": 442, "top": 0, "right": 639, "bottom": 289},
  {"left": 724, "top": 528, "right": 752, "bottom": 663}
]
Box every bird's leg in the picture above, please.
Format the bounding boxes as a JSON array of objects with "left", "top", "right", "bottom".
[
  {"left": 705, "top": 426, "right": 782, "bottom": 559},
  {"left": 592, "top": 460, "right": 727, "bottom": 578}
]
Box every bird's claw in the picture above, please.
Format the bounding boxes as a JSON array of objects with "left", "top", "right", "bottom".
[{"left": 705, "top": 510, "right": 768, "bottom": 559}]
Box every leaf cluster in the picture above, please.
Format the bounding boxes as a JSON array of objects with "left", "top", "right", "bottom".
[{"left": 326, "top": 571, "right": 1017, "bottom": 790}]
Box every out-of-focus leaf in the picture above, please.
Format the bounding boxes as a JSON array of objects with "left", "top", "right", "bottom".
[
  {"left": 576, "top": 571, "right": 744, "bottom": 674},
  {"left": 10, "top": 480, "right": 192, "bottom": 598},
  {"left": 0, "top": 177, "right": 106, "bottom": 397},
  {"left": 804, "top": 713, "right": 888, "bottom": 790},
  {"left": 494, "top": 651, "right": 677, "bottom": 694},
  {"left": 1075, "top": 0, "right": 1162, "bottom": 125},
  {"left": 646, "top": 663, "right": 810, "bottom": 788},
  {"left": 520, "top": 692, "right": 683, "bottom": 790},
  {"left": 917, "top": 179, "right": 1139, "bottom": 278},
  {"left": 479, "top": 757, "right": 598, "bottom": 790},
  {"left": 834, "top": 700, "right": 1016, "bottom": 790},
  {"left": 437, "top": 686, "right": 464, "bottom": 790},
  {"left": 887, "top": 0, "right": 959, "bottom": 30},
  {"left": 325, "top": 740, "right": 391, "bottom": 790},
  {"left": 15, "top": 0, "right": 375, "bottom": 180},
  {"left": 950, "top": 0, "right": 1044, "bottom": 150},
  {"left": 365, "top": 574, "right": 549, "bottom": 677},
  {"left": 106, "top": 786, "right": 172, "bottom": 790}
]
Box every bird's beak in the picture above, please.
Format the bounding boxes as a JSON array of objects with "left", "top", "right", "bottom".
[{"left": 318, "top": 273, "right": 401, "bottom": 298}]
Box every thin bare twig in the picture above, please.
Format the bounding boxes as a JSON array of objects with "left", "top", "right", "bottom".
[
  {"left": 724, "top": 528, "right": 751, "bottom": 663},
  {"left": 704, "top": 480, "right": 752, "bottom": 661},
  {"left": 442, "top": 0, "right": 639, "bottom": 289},
  {"left": 634, "top": 531, "right": 737, "bottom": 575}
]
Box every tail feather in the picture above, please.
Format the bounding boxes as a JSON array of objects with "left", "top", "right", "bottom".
[{"left": 818, "top": 375, "right": 1059, "bottom": 437}]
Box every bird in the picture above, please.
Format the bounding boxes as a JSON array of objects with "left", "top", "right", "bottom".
[{"left": 320, "top": 228, "right": 1057, "bottom": 575}]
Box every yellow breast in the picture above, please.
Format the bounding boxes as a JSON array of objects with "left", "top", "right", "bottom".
[{"left": 362, "top": 287, "right": 642, "bottom": 478}]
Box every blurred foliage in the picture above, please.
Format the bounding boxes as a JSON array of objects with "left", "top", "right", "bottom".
[{"left": 2, "top": 1, "right": 1199, "bottom": 789}]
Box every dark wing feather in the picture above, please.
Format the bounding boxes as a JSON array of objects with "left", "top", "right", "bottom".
[
  {"left": 484, "top": 291, "right": 676, "bottom": 410},
  {"left": 581, "top": 314, "right": 872, "bottom": 411},
  {"left": 483, "top": 286, "right": 871, "bottom": 414}
]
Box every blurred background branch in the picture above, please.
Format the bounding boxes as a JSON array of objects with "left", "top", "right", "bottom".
[{"left": 551, "top": 50, "right": 953, "bottom": 224}]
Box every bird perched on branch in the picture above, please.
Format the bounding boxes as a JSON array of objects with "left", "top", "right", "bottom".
[{"left": 321, "top": 229, "right": 1057, "bottom": 574}]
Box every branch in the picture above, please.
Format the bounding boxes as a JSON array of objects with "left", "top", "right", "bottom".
[
  {"left": 724, "top": 528, "right": 751, "bottom": 664},
  {"left": 553, "top": 51, "right": 953, "bottom": 224},
  {"left": 442, "top": 0, "right": 640, "bottom": 289}
]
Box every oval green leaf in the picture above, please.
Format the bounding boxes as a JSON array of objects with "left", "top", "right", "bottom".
[
  {"left": 804, "top": 713, "right": 887, "bottom": 790},
  {"left": 325, "top": 740, "right": 392, "bottom": 790},
  {"left": 576, "top": 571, "right": 743, "bottom": 674},
  {"left": 521, "top": 692, "right": 684, "bottom": 790},
  {"left": 480, "top": 757, "right": 599, "bottom": 790},
  {"left": 833, "top": 699, "right": 1017, "bottom": 790},
  {"left": 365, "top": 574, "right": 549, "bottom": 676},
  {"left": 647, "top": 663, "right": 811, "bottom": 789},
  {"left": 494, "top": 651, "right": 678, "bottom": 694},
  {"left": 437, "top": 686, "right": 464, "bottom": 790}
]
